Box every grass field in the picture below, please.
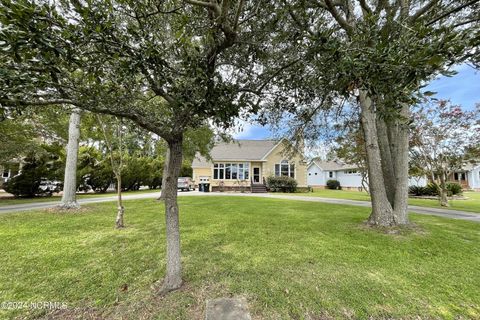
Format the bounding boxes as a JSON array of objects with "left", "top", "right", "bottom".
[
  {"left": 293, "top": 189, "right": 480, "bottom": 213},
  {"left": 1, "top": 196, "right": 479, "bottom": 319},
  {"left": 0, "top": 189, "right": 161, "bottom": 207}
]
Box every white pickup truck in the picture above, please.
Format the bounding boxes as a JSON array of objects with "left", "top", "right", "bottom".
[{"left": 177, "top": 177, "right": 195, "bottom": 191}]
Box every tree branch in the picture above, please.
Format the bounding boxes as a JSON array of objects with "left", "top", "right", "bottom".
[
  {"left": 410, "top": 0, "right": 437, "bottom": 21},
  {"left": 324, "top": 0, "right": 354, "bottom": 34},
  {"left": 427, "top": 0, "right": 480, "bottom": 26},
  {"left": 233, "top": 0, "right": 245, "bottom": 31},
  {"left": 358, "top": 0, "right": 372, "bottom": 16},
  {"left": 184, "top": 0, "right": 221, "bottom": 17}
]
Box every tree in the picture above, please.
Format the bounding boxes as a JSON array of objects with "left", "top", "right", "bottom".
[
  {"left": 59, "top": 108, "right": 81, "bottom": 209},
  {"left": 97, "top": 114, "right": 126, "bottom": 228},
  {"left": 0, "top": 0, "right": 265, "bottom": 293},
  {"left": 255, "top": 0, "right": 480, "bottom": 226},
  {"left": 410, "top": 100, "right": 479, "bottom": 206}
]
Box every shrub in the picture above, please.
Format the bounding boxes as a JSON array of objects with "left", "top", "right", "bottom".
[
  {"left": 408, "top": 185, "right": 426, "bottom": 196},
  {"left": 266, "top": 176, "right": 297, "bottom": 193},
  {"left": 3, "top": 153, "right": 59, "bottom": 197},
  {"left": 446, "top": 182, "right": 462, "bottom": 195},
  {"left": 424, "top": 183, "right": 440, "bottom": 196},
  {"left": 326, "top": 179, "right": 341, "bottom": 190}
]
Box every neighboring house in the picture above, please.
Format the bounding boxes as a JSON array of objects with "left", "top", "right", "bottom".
[
  {"left": 192, "top": 139, "right": 308, "bottom": 192},
  {"left": 307, "top": 158, "right": 428, "bottom": 190},
  {"left": 449, "top": 164, "right": 480, "bottom": 191},
  {"left": 307, "top": 159, "right": 365, "bottom": 190},
  {"left": 0, "top": 161, "right": 22, "bottom": 187}
]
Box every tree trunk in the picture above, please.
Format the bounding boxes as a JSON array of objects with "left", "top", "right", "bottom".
[
  {"left": 60, "top": 108, "right": 81, "bottom": 209},
  {"left": 115, "top": 172, "right": 125, "bottom": 228},
  {"left": 439, "top": 172, "right": 449, "bottom": 207},
  {"left": 376, "top": 115, "right": 396, "bottom": 206},
  {"left": 157, "top": 148, "right": 170, "bottom": 201},
  {"left": 157, "top": 136, "right": 183, "bottom": 294},
  {"left": 391, "top": 104, "right": 410, "bottom": 224},
  {"left": 358, "top": 90, "right": 396, "bottom": 226}
]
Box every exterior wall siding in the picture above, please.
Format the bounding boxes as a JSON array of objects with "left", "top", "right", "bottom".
[
  {"left": 263, "top": 145, "right": 308, "bottom": 187},
  {"left": 307, "top": 164, "right": 326, "bottom": 186},
  {"left": 467, "top": 167, "right": 480, "bottom": 189},
  {"left": 336, "top": 171, "right": 363, "bottom": 188}
]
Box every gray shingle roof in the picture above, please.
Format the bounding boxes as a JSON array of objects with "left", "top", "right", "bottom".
[
  {"left": 191, "top": 140, "right": 278, "bottom": 168},
  {"left": 311, "top": 158, "right": 359, "bottom": 171}
]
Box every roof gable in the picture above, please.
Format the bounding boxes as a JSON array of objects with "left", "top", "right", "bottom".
[{"left": 191, "top": 140, "right": 278, "bottom": 168}]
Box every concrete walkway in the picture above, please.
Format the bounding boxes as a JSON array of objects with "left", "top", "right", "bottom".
[{"left": 0, "top": 191, "right": 479, "bottom": 222}]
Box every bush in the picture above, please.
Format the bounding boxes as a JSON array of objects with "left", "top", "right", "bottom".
[
  {"left": 3, "top": 152, "right": 60, "bottom": 197},
  {"left": 409, "top": 185, "right": 427, "bottom": 196},
  {"left": 446, "top": 182, "right": 462, "bottom": 196},
  {"left": 408, "top": 183, "right": 463, "bottom": 197},
  {"left": 326, "top": 179, "right": 341, "bottom": 190},
  {"left": 266, "top": 176, "right": 297, "bottom": 193}
]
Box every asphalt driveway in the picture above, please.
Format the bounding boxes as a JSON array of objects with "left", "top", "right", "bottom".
[{"left": 0, "top": 191, "right": 479, "bottom": 222}]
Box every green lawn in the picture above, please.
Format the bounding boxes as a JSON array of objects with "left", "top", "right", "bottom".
[
  {"left": 0, "top": 189, "right": 161, "bottom": 207},
  {"left": 1, "top": 196, "right": 479, "bottom": 319},
  {"left": 292, "top": 189, "right": 480, "bottom": 213}
]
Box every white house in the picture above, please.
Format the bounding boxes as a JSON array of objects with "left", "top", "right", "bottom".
[
  {"left": 307, "top": 159, "right": 428, "bottom": 190},
  {"left": 463, "top": 164, "right": 480, "bottom": 191}
]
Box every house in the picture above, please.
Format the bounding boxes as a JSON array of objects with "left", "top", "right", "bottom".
[
  {"left": 307, "top": 158, "right": 428, "bottom": 190},
  {"left": 450, "top": 163, "right": 480, "bottom": 191},
  {"left": 0, "top": 161, "right": 22, "bottom": 188},
  {"left": 192, "top": 139, "right": 308, "bottom": 192},
  {"left": 307, "top": 159, "right": 365, "bottom": 190}
]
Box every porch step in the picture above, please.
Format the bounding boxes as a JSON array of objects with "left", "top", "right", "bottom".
[{"left": 251, "top": 184, "right": 267, "bottom": 193}]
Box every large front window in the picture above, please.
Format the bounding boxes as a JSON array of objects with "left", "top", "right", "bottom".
[
  {"left": 213, "top": 162, "right": 250, "bottom": 180},
  {"left": 275, "top": 160, "right": 295, "bottom": 178}
]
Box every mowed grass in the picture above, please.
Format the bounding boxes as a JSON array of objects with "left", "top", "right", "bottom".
[
  {"left": 0, "top": 196, "right": 479, "bottom": 319},
  {"left": 0, "top": 189, "right": 161, "bottom": 207},
  {"left": 293, "top": 189, "right": 480, "bottom": 213}
]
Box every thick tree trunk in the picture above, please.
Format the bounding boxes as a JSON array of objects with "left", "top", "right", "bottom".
[
  {"left": 158, "top": 136, "right": 183, "bottom": 294},
  {"left": 115, "top": 173, "right": 125, "bottom": 228},
  {"left": 359, "top": 91, "right": 396, "bottom": 226},
  {"left": 391, "top": 104, "right": 410, "bottom": 224},
  {"left": 376, "top": 116, "right": 396, "bottom": 206},
  {"left": 60, "top": 108, "right": 81, "bottom": 209}
]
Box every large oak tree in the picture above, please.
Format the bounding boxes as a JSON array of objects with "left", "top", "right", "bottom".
[{"left": 256, "top": 0, "right": 480, "bottom": 226}]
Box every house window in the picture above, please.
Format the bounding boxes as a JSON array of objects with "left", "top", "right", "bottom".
[
  {"left": 225, "top": 164, "right": 231, "bottom": 179},
  {"left": 275, "top": 160, "right": 295, "bottom": 178},
  {"left": 329, "top": 171, "right": 333, "bottom": 178},
  {"left": 314, "top": 172, "right": 317, "bottom": 175},
  {"left": 213, "top": 162, "right": 249, "bottom": 180},
  {"left": 2, "top": 170, "right": 9, "bottom": 178},
  {"left": 345, "top": 170, "right": 358, "bottom": 175},
  {"left": 308, "top": 173, "right": 311, "bottom": 176}
]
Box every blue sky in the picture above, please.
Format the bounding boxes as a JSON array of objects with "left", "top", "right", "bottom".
[{"left": 233, "top": 64, "right": 480, "bottom": 140}]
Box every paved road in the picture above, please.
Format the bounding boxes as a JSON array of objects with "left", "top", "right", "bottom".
[{"left": 0, "top": 191, "right": 479, "bottom": 222}]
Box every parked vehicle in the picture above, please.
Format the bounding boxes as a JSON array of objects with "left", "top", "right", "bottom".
[
  {"left": 177, "top": 177, "right": 195, "bottom": 191},
  {"left": 38, "top": 179, "right": 62, "bottom": 196}
]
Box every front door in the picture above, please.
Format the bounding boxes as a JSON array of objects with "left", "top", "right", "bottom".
[{"left": 253, "top": 167, "right": 260, "bottom": 183}]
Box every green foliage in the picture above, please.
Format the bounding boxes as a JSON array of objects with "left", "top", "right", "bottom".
[
  {"left": 409, "top": 182, "right": 463, "bottom": 197},
  {"left": 4, "top": 148, "right": 62, "bottom": 197},
  {"left": 447, "top": 183, "right": 463, "bottom": 196},
  {"left": 266, "top": 176, "right": 297, "bottom": 193},
  {"left": 326, "top": 179, "right": 341, "bottom": 190},
  {"left": 77, "top": 147, "right": 114, "bottom": 193}
]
